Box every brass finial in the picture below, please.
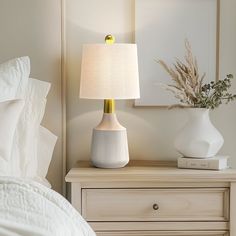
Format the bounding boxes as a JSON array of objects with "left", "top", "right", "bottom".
[{"left": 105, "top": 35, "right": 115, "bottom": 44}]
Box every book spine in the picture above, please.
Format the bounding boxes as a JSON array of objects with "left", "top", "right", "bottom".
[{"left": 177, "top": 158, "right": 223, "bottom": 170}]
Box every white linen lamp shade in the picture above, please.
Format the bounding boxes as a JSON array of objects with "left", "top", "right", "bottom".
[
  {"left": 80, "top": 38, "right": 140, "bottom": 168},
  {"left": 80, "top": 44, "right": 140, "bottom": 99}
]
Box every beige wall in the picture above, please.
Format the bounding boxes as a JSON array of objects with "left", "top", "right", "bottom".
[{"left": 66, "top": 0, "right": 236, "bottom": 170}]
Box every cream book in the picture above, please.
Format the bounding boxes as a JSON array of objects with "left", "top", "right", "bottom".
[{"left": 178, "top": 156, "right": 229, "bottom": 170}]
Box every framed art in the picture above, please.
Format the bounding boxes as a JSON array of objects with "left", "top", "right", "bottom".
[{"left": 135, "top": 0, "right": 219, "bottom": 106}]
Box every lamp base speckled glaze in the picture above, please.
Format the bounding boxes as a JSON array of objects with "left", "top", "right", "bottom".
[{"left": 91, "top": 113, "right": 129, "bottom": 168}]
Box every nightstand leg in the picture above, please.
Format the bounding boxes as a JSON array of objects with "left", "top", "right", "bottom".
[
  {"left": 230, "top": 183, "right": 236, "bottom": 236},
  {"left": 71, "top": 183, "right": 82, "bottom": 213}
]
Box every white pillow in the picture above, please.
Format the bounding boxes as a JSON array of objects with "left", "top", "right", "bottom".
[
  {"left": 0, "top": 100, "right": 24, "bottom": 175},
  {"left": 0, "top": 57, "right": 30, "bottom": 101},
  {"left": 36, "top": 125, "right": 57, "bottom": 187},
  {"left": 10, "top": 78, "right": 51, "bottom": 177}
]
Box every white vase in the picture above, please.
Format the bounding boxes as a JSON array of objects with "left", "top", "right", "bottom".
[{"left": 174, "top": 108, "right": 224, "bottom": 158}]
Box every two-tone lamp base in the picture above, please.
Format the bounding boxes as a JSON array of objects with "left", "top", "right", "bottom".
[{"left": 91, "top": 113, "right": 129, "bottom": 168}]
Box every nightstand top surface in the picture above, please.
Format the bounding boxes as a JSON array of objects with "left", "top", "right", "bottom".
[{"left": 65, "top": 160, "right": 236, "bottom": 183}]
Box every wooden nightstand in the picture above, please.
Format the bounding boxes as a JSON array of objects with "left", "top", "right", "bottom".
[{"left": 65, "top": 161, "right": 236, "bottom": 236}]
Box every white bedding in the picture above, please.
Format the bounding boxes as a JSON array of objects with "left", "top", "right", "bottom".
[{"left": 0, "top": 177, "right": 96, "bottom": 236}]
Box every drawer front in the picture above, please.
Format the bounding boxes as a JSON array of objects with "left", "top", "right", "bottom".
[
  {"left": 82, "top": 188, "right": 229, "bottom": 222},
  {"left": 96, "top": 231, "right": 228, "bottom": 236}
]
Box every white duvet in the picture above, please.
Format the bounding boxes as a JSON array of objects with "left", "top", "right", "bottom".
[{"left": 0, "top": 177, "right": 96, "bottom": 236}]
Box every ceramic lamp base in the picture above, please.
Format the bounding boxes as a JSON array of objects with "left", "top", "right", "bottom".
[{"left": 91, "top": 113, "right": 129, "bottom": 168}]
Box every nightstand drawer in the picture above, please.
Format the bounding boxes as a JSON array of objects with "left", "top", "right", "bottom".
[
  {"left": 96, "top": 231, "right": 229, "bottom": 236},
  {"left": 96, "top": 231, "right": 228, "bottom": 236},
  {"left": 82, "top": 188, "right": 229, "bottom": 222}
]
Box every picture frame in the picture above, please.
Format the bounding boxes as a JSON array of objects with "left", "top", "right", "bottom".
[{"left": 135, "top": 0, "right": 219, "bottom": 107}]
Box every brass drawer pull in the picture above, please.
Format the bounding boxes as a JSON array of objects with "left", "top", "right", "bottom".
[{"left": 153, "top": 203, "right": 159, "bottom": 210}]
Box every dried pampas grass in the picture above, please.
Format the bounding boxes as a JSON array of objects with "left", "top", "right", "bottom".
[{"left": 157, "top": 40, "right": 205, "bottom": 106}]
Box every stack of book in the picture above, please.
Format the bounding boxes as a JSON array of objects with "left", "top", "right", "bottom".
[{"left": 177, "top": 155, "right": 229, "bottom": 170}]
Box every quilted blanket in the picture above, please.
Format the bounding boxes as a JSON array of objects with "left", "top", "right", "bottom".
[{"left": 0, "top": 177, "right": 96, "bottom": 236}]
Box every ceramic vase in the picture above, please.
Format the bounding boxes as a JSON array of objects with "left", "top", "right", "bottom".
[{"left": 174, "top": 108, "right": 224, "bottom": 158}]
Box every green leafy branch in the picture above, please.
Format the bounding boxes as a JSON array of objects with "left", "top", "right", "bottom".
[{"left": 195, "top": 74, "right": 236, "bottom": 109}]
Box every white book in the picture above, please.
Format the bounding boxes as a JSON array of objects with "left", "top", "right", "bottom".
[{"left": 178, "top": 156, "right": 229, "bottom": 170}]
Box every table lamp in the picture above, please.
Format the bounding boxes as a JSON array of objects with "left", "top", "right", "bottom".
[{"left": 80, "top": 35, "right": 140, "bottom": 168}]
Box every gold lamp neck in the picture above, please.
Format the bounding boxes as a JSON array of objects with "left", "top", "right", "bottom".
[
  {"left": 104, "top": 99, "right": 115, "bottom": 113},
  {"left": 103, "top": 35, "right": 116, "bottom": 114}
]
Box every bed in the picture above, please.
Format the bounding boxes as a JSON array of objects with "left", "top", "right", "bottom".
[
  {"left": 0, "top": 57, "right": 96, "bottom": 236},
  {"left": 0, "top": 177, "right": 95, "bottom": 236}
]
